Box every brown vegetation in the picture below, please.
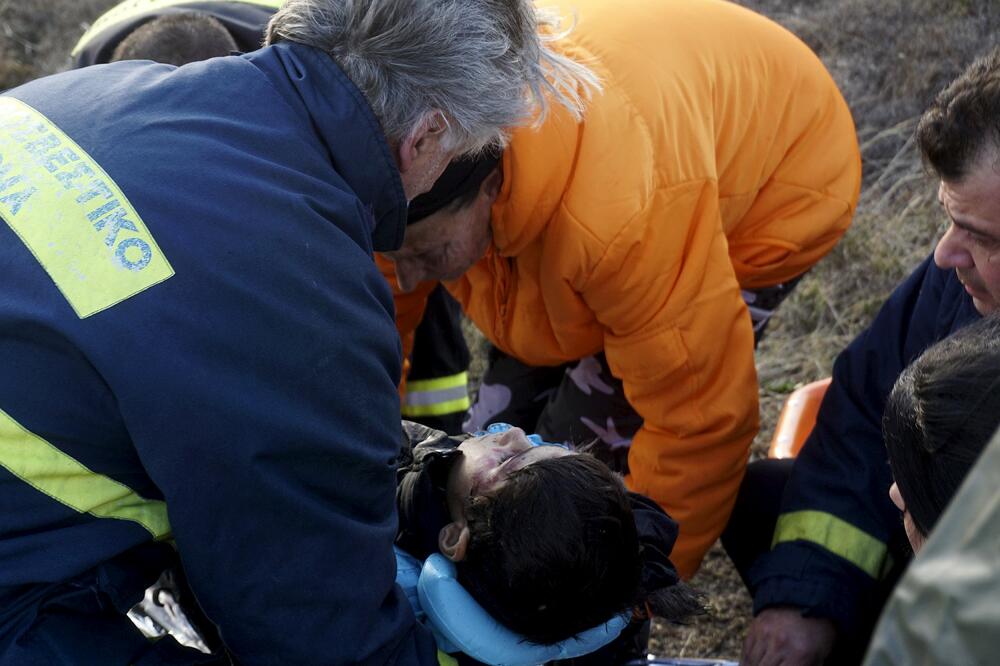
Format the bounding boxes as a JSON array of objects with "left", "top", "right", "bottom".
[
  {"left": 3, "top": 0, "right": 1000, "bottom": 660},
  {"left": 653, "top": 0, "right": 1000, "bottom": 659}
]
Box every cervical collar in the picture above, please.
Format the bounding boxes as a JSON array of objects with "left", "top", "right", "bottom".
[
  {"left": 416, "top": 553, "right": 628, "bottom": 666},
  {"left": 394, "top": 422, "right": 628, "bottom": 664}
]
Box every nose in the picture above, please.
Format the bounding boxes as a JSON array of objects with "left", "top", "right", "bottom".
[
  {"left": 498, "top": 427, "right": 529, "bottom": 450},
  {"left": 888, "top": 482, "right": 904, "bottom": 512},
  {"left": 934, "top": 224, "right": 974, "bottom": 270},
  {"left": 393, "top": 260, "right": 421, "bottom": 294}
]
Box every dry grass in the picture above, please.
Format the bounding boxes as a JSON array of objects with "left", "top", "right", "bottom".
[
  {"left": 653, "top": 0, "right": 1000, "bottom": 659},
  {"left": 0, "top": 0, "right": 118, "bottom": 87},
  {"left": 5, "top": 0, "right": 1000, "bottom": 660}
]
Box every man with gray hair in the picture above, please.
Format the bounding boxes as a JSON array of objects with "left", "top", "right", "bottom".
[{"left": 0, "top": 0, "right": 594, "bottom": 663}]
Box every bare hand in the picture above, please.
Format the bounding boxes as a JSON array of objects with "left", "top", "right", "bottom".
[{"left": 741, "top": 607, "right": 836, "bottom": 666}]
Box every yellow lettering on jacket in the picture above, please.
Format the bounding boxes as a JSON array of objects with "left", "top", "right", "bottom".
[{"left": 0, "top": 97, "right": 173, "bottom": 318}]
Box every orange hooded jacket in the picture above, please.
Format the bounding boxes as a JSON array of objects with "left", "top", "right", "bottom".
[{"left": 383, "top": 0, "right": 861, "bottom": 577}]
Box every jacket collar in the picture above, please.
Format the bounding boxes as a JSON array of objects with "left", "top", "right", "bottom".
[
  {"left": 247, "top": 42, "right": 408, "bottom": 251},
  {"left": 490, "top": 101, "right": 579, "bottom": 256}
]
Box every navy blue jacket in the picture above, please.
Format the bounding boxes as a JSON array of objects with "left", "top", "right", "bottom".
[
  {"left": 748, "top": 254, "right": 981, "bottom": 641},
  {"left": 0, "top": 43, "right": 436, "bottom": 664},
  {"left": 72, "top": 0, "right": 279, "bottom": 67}
]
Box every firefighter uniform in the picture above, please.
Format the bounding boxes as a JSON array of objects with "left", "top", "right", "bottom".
[{"left": 0, "top": 43, "right": 436, "bottom": 664}]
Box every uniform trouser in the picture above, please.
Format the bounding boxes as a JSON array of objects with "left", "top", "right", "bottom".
[
  {"left": 721, "top": 458, "right": 902, "bottom": 665},
  {"left": 404, "top": 285, "right": 471, "bottom": 435},
  {"left": 0, "top": 543, "right": 226, "bottom": 666}
]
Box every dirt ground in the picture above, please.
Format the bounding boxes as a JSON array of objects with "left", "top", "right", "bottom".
[{"left": 4, "top": 0, "right": 1000, "bottom": 661}]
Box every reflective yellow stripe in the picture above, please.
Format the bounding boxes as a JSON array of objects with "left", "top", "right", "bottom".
[
  {"left": 401, "top": 396, "right": 471, "bottom": 418},
  {"left": 0, "top": 407, "right": 171, "bottom": 539},
  {"left": 402, "top": 372, "right": 469, "bottom": 417},
  {"left": 405, "top": 372, "right": 468, "bottom": 394},
  {"left": 0, "top": 98, "right": 174, "bottom": 318},
  {"left": 772, "top": 510, "right": 887, "bottom": 579},
  {"left": 437, "top": 651, "right": 458, "bottom": 666},
  {"left": 72, "top": 0, "right": 285, "bottom": 57}
]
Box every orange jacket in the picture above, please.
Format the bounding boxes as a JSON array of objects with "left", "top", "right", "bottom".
[{"left": 383, "top": 0, "right": 860, "bottom": 577}]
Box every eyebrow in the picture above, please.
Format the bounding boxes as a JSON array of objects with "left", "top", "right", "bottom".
[
  {"left": 951, "top": 217, "right": 998, "bottom": 239},
  {"left": 940, "top": 201, "right": 999, "bottom": 239}
]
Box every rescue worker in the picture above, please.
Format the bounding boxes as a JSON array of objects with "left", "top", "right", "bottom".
[
  {"left": 74, "top": 0, "right": 472, "bottom": 434},
  {"left": 725, "top": 47, "right": 1000, "bottom": 665},
  {"left": 72, "top": 0, "right": 280, "bottom": 67},
  {"left": 0, "top": 0, "right": 596, "bottom": 662},
  {"left": 381, "top": 0, "right": 862, "bottom": 588}
]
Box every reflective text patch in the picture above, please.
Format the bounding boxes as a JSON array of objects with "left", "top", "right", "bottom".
[{"left": 0, "top": 97, "right": 173, "bottom": 318}]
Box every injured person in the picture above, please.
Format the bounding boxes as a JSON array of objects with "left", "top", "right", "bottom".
[
  {"left": 129, "top": 422, "right": 702, "bottom": 664},
  {"left": 395, "top": 421, "right": 704, "bottom": 662}
]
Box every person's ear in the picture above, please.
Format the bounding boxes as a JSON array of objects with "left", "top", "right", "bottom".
[
  {"left": 481, "top": 166, "right": 503, "bottom": 200},
  {"left": 397, "top": 109, "right": 449, "bottom": 175},
  {"left": 438, "top": 522, "right": 470, "bottom": 562}
]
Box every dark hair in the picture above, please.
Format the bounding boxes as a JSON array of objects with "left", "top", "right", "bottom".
[
  {"left": 111, "top": 13, "right": 239, "bottom": 66},
  {"left": 456, "top": 453, "right": 703, "bottom": 644},
  {"left": 883, "top": 315, "right": 1000, "bottom": 537},
  {"left": 916, "top": 46, "right": 1000, "bottom": 181}
]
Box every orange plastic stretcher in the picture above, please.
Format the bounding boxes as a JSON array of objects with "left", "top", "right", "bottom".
[{"left": 766, "top": 378, "right": 831, "bottom": 459}]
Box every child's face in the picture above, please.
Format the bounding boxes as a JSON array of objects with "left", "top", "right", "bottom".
[{"left": 446, "top": 427, "right": 574, "bottom": 507}]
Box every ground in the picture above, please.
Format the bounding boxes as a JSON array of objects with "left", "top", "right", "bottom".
[{"left": 3, "top": 0, "right": 999, "bottom": 660}]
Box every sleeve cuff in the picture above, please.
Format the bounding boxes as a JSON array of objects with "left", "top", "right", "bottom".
[{"left": 748, "top": 543, "right": 879, "bottom": 638}]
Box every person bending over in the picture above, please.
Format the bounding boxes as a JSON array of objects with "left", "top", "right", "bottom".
[
  {"left": 396, "top": 422, "right": 704, "bottom": 647},
  {"left": 72, "top": 0, "right": 278, "bottom": 67},
  {"left": 77, "top": 0, "right": 475, "bottom": 435},
  {"left": 882, "top": 314, "right": 1000, "bottom": 554},
  {"left": 379, "top": 0, "right": 862, "bottom": 599},
  {"left": 110, "top": 12, "right": 238, "bottom": 65}
]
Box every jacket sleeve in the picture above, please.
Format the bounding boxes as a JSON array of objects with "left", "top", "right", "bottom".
[
  {"left": 376, "top": 253, "right": 436, "bottom": 382},
  {"left": 748, "top": 255, "right": 970, "bottom": 639},
  {"left": 116, "top": 231, "right": 438, "bottom": 664},
  {"left": 580, "top": 179, "right": 758, "bottom": 579}
]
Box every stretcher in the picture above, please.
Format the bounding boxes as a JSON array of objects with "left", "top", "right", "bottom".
[{"left": 767, "top": 378, "right": 831, "bottom": 459}]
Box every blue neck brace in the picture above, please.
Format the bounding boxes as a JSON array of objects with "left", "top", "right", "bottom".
[
  {"left": 396, "top": 422, "right": 626, "bottom": 664},
  {"left": 395, "top": 549, "right": 628, "bottom": 665}
]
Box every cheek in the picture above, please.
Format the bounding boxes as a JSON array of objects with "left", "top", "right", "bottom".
[
  {"left": 981, "top": 255, "right": 1000, "bottom": 293},
  {"left": 448, "top": 230, "right": 490, "bottom": 272},
  {"left": 902, "top": 512, "right": 925, "bottom": 552}
]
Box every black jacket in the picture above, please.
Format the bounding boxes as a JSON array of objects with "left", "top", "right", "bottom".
[{"left": 749, "top": 254, "right": 980, "bottom": 642}]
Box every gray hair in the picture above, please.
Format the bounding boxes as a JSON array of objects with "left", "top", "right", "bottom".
[{"left": 266, "top": 0, "right": 599, "bottom": 154}]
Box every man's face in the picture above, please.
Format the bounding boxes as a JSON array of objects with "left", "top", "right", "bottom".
[
  {"left": 398, "top": 143, "right": 456, "bottom": 202},
  {"left": 384, "top": 168, "right": 500, "bottom": 293},
  {"left": 934, "top": 158, "right": 1000, "bottom": 314},
  {"left": 395, "top": 111, "right": 458, "bottom": 201}
]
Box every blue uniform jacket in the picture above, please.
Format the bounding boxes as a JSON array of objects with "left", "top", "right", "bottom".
[
  {"left": 72, "top": 0, "right": 280, "bottom": 68},
  {"left": 0, "top": 43, "right": 436, "bottom": 664},
  {"left": 748, "top": 254, "right": 981, "bottom": 641}
]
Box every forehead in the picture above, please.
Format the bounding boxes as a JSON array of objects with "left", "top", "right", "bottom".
[
  {"left": 522, "top": 445, "right": 574, "bottom": 463},
  {"left": 940, "top": 163, "right": 1000, "bottom": 223}
]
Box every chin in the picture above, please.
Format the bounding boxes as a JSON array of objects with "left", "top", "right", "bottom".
[
  {"left": 972, "top": 297, "right": 998, "bottom": 315},
  {"left": 441, "top": 266, "right": 473, "bottom": 282}
]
